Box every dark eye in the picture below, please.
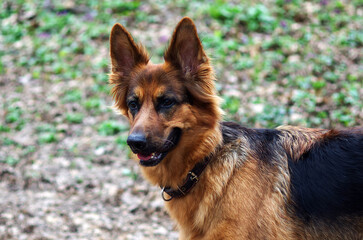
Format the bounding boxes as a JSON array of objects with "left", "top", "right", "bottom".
[
  {"left": 159, "top": 98, "right": 175, "bottom": 109},
  {"left": 128, "top": 101, "right": 139, "bottom": 111}
]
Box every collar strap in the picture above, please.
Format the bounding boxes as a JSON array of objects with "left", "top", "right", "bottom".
[{"left": 161, "top": 154, "right": 212, "bottom": 201}]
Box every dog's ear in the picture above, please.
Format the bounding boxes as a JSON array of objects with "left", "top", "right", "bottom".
[
  {"left": 164, "top": 18, "right": 221, "bottom": 119},
  {"left": 164, "top": 17, "right": 208, "bottom": 77},
  {"left": 109, "top": 23, "right": 149, "bottom": 77},
  {"left": 109, "top": 24, "right": 149, "bottom": 115}
]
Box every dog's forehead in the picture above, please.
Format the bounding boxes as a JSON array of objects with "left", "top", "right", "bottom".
[
  {"left": 132, "top": 85, "right": 167, "bottom": 101},
  {"left": 129, "top": 63, "right": 183, "bottom": 100}
]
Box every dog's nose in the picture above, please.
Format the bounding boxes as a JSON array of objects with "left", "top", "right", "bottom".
[{"left": 127, "top": 133, "right": 147, "bottom": 152}]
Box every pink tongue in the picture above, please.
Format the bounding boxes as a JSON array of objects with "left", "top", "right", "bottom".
[{"left": 137, "top": 153, "right": 152, "bottom": 161}]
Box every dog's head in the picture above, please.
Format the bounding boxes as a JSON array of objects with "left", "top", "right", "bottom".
[{"left": 109, "top": 18, "right": 222, "bottom": 170}]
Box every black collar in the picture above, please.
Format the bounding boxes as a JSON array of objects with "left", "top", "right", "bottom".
[
  {"left": 160, "top": 154, "right": 212, "bottom": 201},
  {"left": 160, "top": 122, "right": 239, "bottom": 201}
]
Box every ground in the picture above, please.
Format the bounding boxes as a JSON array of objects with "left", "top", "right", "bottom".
[{"left": 0, "top": 0, "right": 362, "bottom": 239}]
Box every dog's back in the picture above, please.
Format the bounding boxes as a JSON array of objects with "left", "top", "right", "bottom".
[
  {"left": 218, "top": 122, "right": 363, "bottom": 239},
  {"left": 285, "top": 127, "right": 363, "bottom": 239}
]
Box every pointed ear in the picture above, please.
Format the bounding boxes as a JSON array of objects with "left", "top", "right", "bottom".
[
  {"left": 164, "top": 17, "right": 208, "bottom": 76},
  {"left": 109, "top": 24, "right": 149, "bottom": 115},
  {"left": 109, "top": 23, "right": 149, "bottom": 77}
]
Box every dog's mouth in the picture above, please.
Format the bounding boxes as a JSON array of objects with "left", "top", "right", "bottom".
[
  {"left": 138, "top": 128, "right": 182, "bottom": 167},
  {"left": 138, "top": 152, "right": 169, "bottom": 167}
]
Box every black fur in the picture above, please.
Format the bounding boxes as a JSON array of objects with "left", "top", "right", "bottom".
[
  {"left": 250, "top": 128, "right": 282, "bottom": 164},
  {"left": 221, "top": 122, "right": 281, "bottom": 164},
  {"left": 288, "top": 132, "right": 363, "bottom": 221},
  {"left": 221, "top": 121, "right": 244, "bottom": 144}
]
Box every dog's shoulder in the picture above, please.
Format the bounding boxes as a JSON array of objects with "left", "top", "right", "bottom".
[
  {"left": 220, "top": 121, "right": 284, "bottom": 165},
  {"left": 221, "top": 121, "right": 280, "bottom": 145}
]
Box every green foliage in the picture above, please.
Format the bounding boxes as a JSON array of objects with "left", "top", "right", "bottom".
[
  {"left": 222, "top": 96, "right": 240, "bottom": 115},
  {"left": 62, "top": 89, "right": 82, "bottom": 103},
  {"left": 257, "top": 105, "right": 288, "bottom": 128},
  {"left": 38, "top": 132, "right": 57, "bottom": 144},
  {"left": 5, "top": 106, "right": 23, "bottom": 124},
  {"left": 22, "top": 146, "right": 36, "bottom": 156},
  {"left": 1, "top": 156, "right": 20, "bottom": 166},
  {"left": 36, "top": 124, "right": 56, "bottom": 133},
  {"left": 233, "top": 57, "right": 254, "bottom": 70},
  {"left": 208, "top": 2, "right": 276, "bottom": 33},
  {"left": 98, "top": 121, "right": 128, "bottom": 136},
  {"left": 36, "top": 124, "right": 58, "bottom": 144},
  {"left": 208, "top": 2, "right": 242, "bottom": 20},
  {"left": 240, "top": 4, "right": 277, "bottom": 33},
  {"left": 1, "top": 137, "right": 17, "bottom": 146},
  {"left": 66, "top": 113, "right": 84, "bottom": 124},
  {"left": 0, "top": 125, "right": 11, "bottom": 132},
  {"left": 104, "top": 1, "right": 140, "bottom": 13},
  {"left": 84, "top": 98, "right": 102, "bottom": 111},
  {"left": 4, "top": 105, "right": 25, "bottom": 131},
  {"left": 115, "top": 135, "right": 128, "bottom": 146}
]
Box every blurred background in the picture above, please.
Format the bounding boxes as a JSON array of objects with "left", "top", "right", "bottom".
[{"left": 0, "top": 0, "right": 362, "bottom": 239}]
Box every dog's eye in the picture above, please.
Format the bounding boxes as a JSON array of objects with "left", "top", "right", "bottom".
[
  {"left": 128, "top": 101, "right": 139, "bottom": 111},
  {"left": 159, "top": 98, "right": 175, "bottom": 109}
]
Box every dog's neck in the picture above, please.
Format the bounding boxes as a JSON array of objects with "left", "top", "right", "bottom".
[{"left": 161, "top": 151, "right": 214, "bottom": 201}]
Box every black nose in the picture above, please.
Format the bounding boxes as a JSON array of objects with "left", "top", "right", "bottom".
[{"left": 127, "top": 133, "right": 147, "bottom": 153}]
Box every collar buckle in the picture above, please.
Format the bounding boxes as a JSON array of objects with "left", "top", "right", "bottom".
[{"left": 189, "top": 171, "right": 199, "bottom": 182}]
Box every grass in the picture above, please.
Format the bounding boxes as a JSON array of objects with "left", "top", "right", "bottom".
[
  {"left": 0, "top": 0, "right": 362, "bottom": 165},
  {"left": 98, "top": 121, "right": 129, "bottom": 136},
  {"left": 66, "top": 113, "right": 84, "bottom": 124}
]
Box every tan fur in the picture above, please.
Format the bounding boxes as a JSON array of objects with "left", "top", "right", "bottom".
[{"left": 109, "top": 18, "right": 362, "bottom": 239}]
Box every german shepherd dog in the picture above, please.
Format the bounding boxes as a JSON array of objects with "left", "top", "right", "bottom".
[{"left": 109, "top": 17, "right": 363, "bottom": 239}]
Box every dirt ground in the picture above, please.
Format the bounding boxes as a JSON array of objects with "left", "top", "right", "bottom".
[{"left": 0, "top": 154, "right": 178, "bottom": 240}]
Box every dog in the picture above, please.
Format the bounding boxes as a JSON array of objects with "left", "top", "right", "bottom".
[{"left": 108, "top": 17, "right": 363, "bottom": 240}]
